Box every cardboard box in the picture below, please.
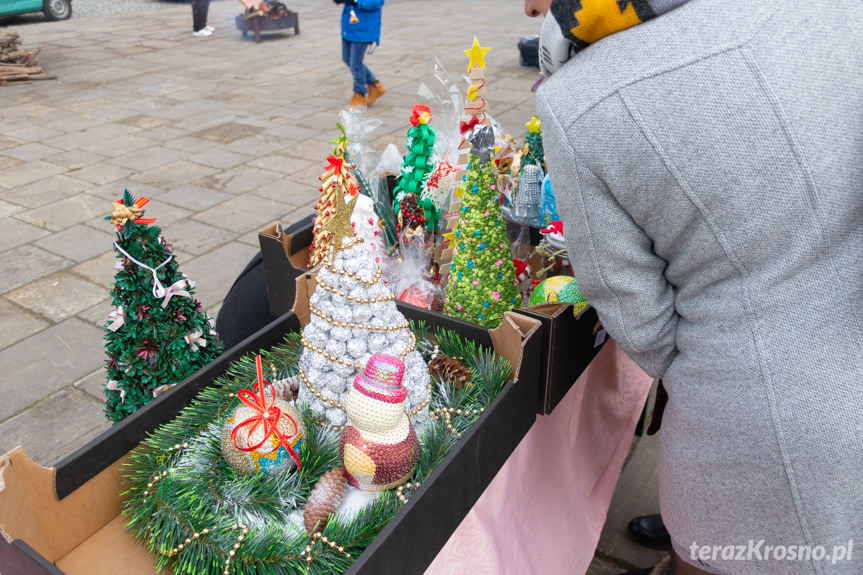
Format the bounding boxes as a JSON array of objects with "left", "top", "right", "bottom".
[
  {"left": 0, "top": 280, "right": 541, "bottom": 575},
  {"left": 514, "top": 303, "right": 607, "bottom": 414}
]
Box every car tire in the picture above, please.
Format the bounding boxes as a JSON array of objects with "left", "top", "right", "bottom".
[{"left": 43, "top": 0, "right": 71, "bottom": 20}]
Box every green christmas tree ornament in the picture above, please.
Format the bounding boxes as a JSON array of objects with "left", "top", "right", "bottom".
[
  {"left": 393, "top": 104, "right": 436, "bottom": 220},
  {"left": 443, "top": 148, "right": 519, "bottom": 328},
  {"left": 103, "top": 191, "right": 222, "bottom": 423},
  {"left": 521, "top": 115, "right": 545, "bottom": 173}
]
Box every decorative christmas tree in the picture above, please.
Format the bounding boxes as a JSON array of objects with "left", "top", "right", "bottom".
[
  {"left": 521, "top": 116, "right": 545, "bottom": 172},
  {"left": 393, "top": 104, "right": 436, "bottom": 220},
  {"left": 438, "top": 37, "right": 495, "bottom": 287},
  {"left": 443, "top": 130, "right": 519, "bottom": 328},
  {"left": 104, "top": 192, "right": 221, "bottom": 423},
  {"left": 308, "top": 155, "right": 359, "bottom": 268},
  {"left": 297, "top": 186, "right": 430, "bottom": 428}
]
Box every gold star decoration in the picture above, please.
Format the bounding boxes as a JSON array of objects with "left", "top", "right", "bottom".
[
  {"left": 442, "top": 230, "right": 456, "bottom": 245},
  {"left": 320, "top": 188, "right": 357, "bottom": 262},
  {"left": 525, "top": 116, "right": 542, "bottom": 134},
  {"left": 109, "top": 201, "right": 143, "bottom": 226},
  {"left": 463, "top": 36, "right": 491, "bottom": 71}
]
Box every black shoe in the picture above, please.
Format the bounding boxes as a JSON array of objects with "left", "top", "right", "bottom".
[{"left": 627, "top": 514, "right": 671, "bottom": 550}]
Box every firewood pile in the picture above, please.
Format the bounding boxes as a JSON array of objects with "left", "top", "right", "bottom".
[{"left": 0, "top": 33, "right": 54, "bottom": 85}]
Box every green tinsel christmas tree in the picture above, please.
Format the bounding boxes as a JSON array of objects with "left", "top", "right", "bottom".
[
  {"left": 443, "top": 141, "right": 519, "bottom": 328},
  {"left": 393, "top": 104, "right": 436, "bottom": 218},
  {"left": 103, "top": 192, "right": 222, "bottom": 423},
  {"left": 521, "top": 115, "right": 545, "bottom": 173}
]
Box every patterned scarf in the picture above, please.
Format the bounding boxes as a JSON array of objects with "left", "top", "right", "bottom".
[{"left": 540, "top": 0, "right": 690, "bottom": 76}]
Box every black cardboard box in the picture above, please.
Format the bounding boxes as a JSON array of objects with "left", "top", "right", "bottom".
[
  {"left": 0, "top": 280, "right": 541, "bottom": 575},
  {"left": 259, "top": 218, "right": 607, "bottom": 415}
]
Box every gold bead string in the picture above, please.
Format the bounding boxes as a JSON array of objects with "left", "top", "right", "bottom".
[
  {"left": 396, "top": 481, "right": 421, "bottom": 504},
  {"left": 309, "top": 305, "right": 409, "bottom": 332},
  {"left": 430, "top": 406, "right": 485, "bottom": 438},
  {"left": 315, "top": 274, "right": 396, "bottom": 303},
  {"left": 298, "top": 367, "right": 344, "bottom": 411},
  {"left": 322, "top": 261, "right": 382, "bottom": 286},
  {"left": 142, "top": 442, "right": 188, "bottom": 498},
  {"left": 300, "top": 330, "right": 417, "bottom": 372},
  {"left": 302, "top": 531, "right": 352, "bottom": 564}
]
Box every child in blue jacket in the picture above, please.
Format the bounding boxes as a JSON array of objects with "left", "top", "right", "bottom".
[{"left": 334, "top": 0, "right": 386, "bottom": 108}]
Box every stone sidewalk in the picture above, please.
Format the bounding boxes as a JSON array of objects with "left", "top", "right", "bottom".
[{"left": 0, "top": 1, "right": 662, "bottom": 572}]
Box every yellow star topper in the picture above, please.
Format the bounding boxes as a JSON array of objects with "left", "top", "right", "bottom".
[
  {"left": 463, "top": 36, "right": 491, "bottom": 71},
  {"left": 321, "top": 188, "right": 357, "bottom": 262},
  {"left": 443, "top": 230, "right": 456, "bottom": 245},
  {"left": 526, "top": 116, "right": 542, "bottom": 134}
]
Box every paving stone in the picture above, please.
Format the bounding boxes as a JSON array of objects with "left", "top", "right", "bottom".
[
  {"left": 586, "top": 554, "right": 632, "bottom": 575},
  {"left": 116, "top": 114, "right": 171, "bottom": 129},
  {"left": 105, "top": 145, "right": 179, "bottom": 172},
  {"left": 43, "top": 123, "right": 139, "bottom": 151},
  {"left": 193, "top": 195, "right": 293, "bottom": 234},
  {"left": 188, "top": 149, "right": 252, "bottom": 170},
  {"left": 0, "top": 318, "right": 104, "bottom": 422},
  {"left": 0, "top": 298, "right": 49, "bottom": 350},
  {"left": 159, "top": 218, "right": 237, "bottom": 255},
  {"left": 67, "top": 162, "right": 134, "bottom": 186},
  {"left": 82, "top": 133, "right": 158, "bottom": 158},
  {"left": 72, "top": 250, "right": 118, "bottom": 288},
  {"left": 76, "top": 297, "right": 113, "bottom": 327},
  {"left": 7, "top": 271, "right": 108, "bottom": 323},
  {"left": 0, "top": 156, "right": 22, "bottom": 172},
  {"left": 190, "top": 122, "right": 264, "bottom": 144},
  {"left": 34, "top": 224, "right": 115, "bottom": 262},
  {"left": 281, "top": 138, "right": 339, "bottom": 161},
  {"left": 0, "top": 134, "right": 26, "bottom": 151},
  {"left": 0, "top": 174, "right": 93, "bottom": 209},
  {"left": 142, "top": 125, "right": 191, "bottom": 143},
  {"left": 73, "top": 369, "right": 106, "bottom": 402},
  {"left": 281, "top": 204, "right": 316, "bottom": 227},
  {"left": 85, "top": 179, "right": 166, "bottom": 202},
  {"left": 194, "top": 165, "right": 283, "bottom": 195},
  {"left": 16, "top": 194, "right": 106, "bottom": 232},
  {"left": 0, "top": 218, "right": 50, "bottom": 252},
  {"left": 247, "top": 153, "right": 315, "bottom": 176},
  {"left": 156, "top": 184, "right": 232, "bottom": 211},
  {"left": 251, "top": 178, "right": 314, "bottom": 206},
  {"left": 0, "top": 200, "right": 24, "bottom": 218},
  {"left": 43, "top": 149, "right": 107, "bottom": 170},
  {"left": 223, "top": 134, "right": 294, "bottom": 158},
  {"left": 1, "top": 143, "right": 65, "bottom": 162},
  {"left": 132, "top": 160, "right": 218, "bottom": 189},
  {"left": 0, "top": 160, "right": 66, "bottom": 188},
  {"left": 0, "top": 388, "right": 110, "bottom": 467},
  {"left": 0, "top": 245, "right": 71, "bottom": 295},
  {"left": 181, "top": 241, "right": 259, "bottom": 309},
  {"left": 3, "top": 125, "right": 65, "bottom": 143}
]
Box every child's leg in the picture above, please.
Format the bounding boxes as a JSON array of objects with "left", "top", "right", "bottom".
[
  {"left": 342, "top": 38, "right": 351, "bottom": 68},
  {"left": 346, "top": 40, "right": 368, "bottom": 95}
]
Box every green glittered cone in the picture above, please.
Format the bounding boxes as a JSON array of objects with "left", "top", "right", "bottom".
[{"left": 443, "top": 155, "right": 518, "bottom": 328}]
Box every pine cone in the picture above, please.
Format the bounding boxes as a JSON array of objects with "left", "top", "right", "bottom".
[
  {"left": 429, "top": 355, "right": 472, "bottom": 389},
  {"left": 304, "top": 467, "right": 347, "bottom": 534}
]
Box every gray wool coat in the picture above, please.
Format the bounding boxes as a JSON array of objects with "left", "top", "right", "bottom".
[{"left": 536, "top": 0, "right": 863, "bottom": 573}]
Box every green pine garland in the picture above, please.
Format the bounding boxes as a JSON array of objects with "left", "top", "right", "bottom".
[
  {"left": 104, "top": 191, "right": 222, "bottom": 423},
  {"left": 123, "top": 326, "right": 511, "bottom": 575},
  {"left": 443, "top": 155, "right": 519, "bottom": 328}
]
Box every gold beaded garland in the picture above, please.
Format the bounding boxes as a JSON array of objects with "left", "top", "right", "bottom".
[
  {"left": 314, "top": 274, "right": 396, "bottom": 303},
  {"left": 323, "top": 260, "right": 382, "bottom": 286},
  {"left": 309, "top": 306, "right": 409, "bottom": 332}
]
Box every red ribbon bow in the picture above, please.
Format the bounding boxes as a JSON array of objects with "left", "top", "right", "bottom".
[
  {"left": 230, "top": 355, "right": 302, "bottom": 470},
  {"left": 327, "top": 154, "right": 344, "bottom": 173},
  {"left": 460, "top": 116, "right": 480, "bottom": 135}
]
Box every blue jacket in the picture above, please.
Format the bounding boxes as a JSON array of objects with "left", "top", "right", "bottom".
[{"left": 335, "top": 0, "right": 383, "bottom": 44}]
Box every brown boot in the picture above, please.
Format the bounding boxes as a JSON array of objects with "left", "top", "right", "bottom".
[
  {"left": 346, "top": 92, "right": 368, "bottom": 110},
  {"left": 366, "top": 81, "right": 386, "bottom": 105}
]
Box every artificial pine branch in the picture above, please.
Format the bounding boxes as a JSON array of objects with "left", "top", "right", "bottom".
[{"left": 123, "top": 328, "right": 511, "bottom": 574}]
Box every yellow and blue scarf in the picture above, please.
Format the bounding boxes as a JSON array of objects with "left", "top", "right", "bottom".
[{"left": 540, "top": 0, "right": 690, "bottom": 76}]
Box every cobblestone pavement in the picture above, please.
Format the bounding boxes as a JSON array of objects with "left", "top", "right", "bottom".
[{"left": 0, "top": 2, "right": 660, "bottom": 572}]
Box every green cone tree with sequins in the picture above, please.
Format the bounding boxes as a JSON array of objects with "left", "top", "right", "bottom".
[{"left": 443, "top": 154, "right": 518, "bottom": 328}]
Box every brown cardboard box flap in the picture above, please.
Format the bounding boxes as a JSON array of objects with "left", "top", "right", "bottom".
[
  {"left": 0, "top": 448, "right": 123, "bottom": 563},
  {"left": 490, "top": 312, "right": 540, "bottom": 383},
  {"left": 258, "top": 221, "right": 312, "bottom": 270}
]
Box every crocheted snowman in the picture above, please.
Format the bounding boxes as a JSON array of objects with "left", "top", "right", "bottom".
[{"left": 339, "top": 354, "right": 419, "bottom": 491}]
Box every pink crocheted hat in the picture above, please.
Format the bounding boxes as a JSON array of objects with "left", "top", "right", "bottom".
[{"left": 353, "top": 354, "right": 407, "bottom": 404}]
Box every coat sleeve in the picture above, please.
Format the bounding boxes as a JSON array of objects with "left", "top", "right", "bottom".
[{"left": 537, "top": 92, "right": 679, "bottom": 378}]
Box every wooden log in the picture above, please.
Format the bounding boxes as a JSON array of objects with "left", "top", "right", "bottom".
[{"left": 0, "top": 66, "right": 42, "bottom": 75}]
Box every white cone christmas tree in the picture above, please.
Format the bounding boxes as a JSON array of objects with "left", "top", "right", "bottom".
[{"left": 298, "top": 171, "right": 430, "bottom": 428}]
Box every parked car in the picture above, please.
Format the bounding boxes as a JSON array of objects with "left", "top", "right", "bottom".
[{"left": 0, "top": 0, "right": 71, "bottom": 21}]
